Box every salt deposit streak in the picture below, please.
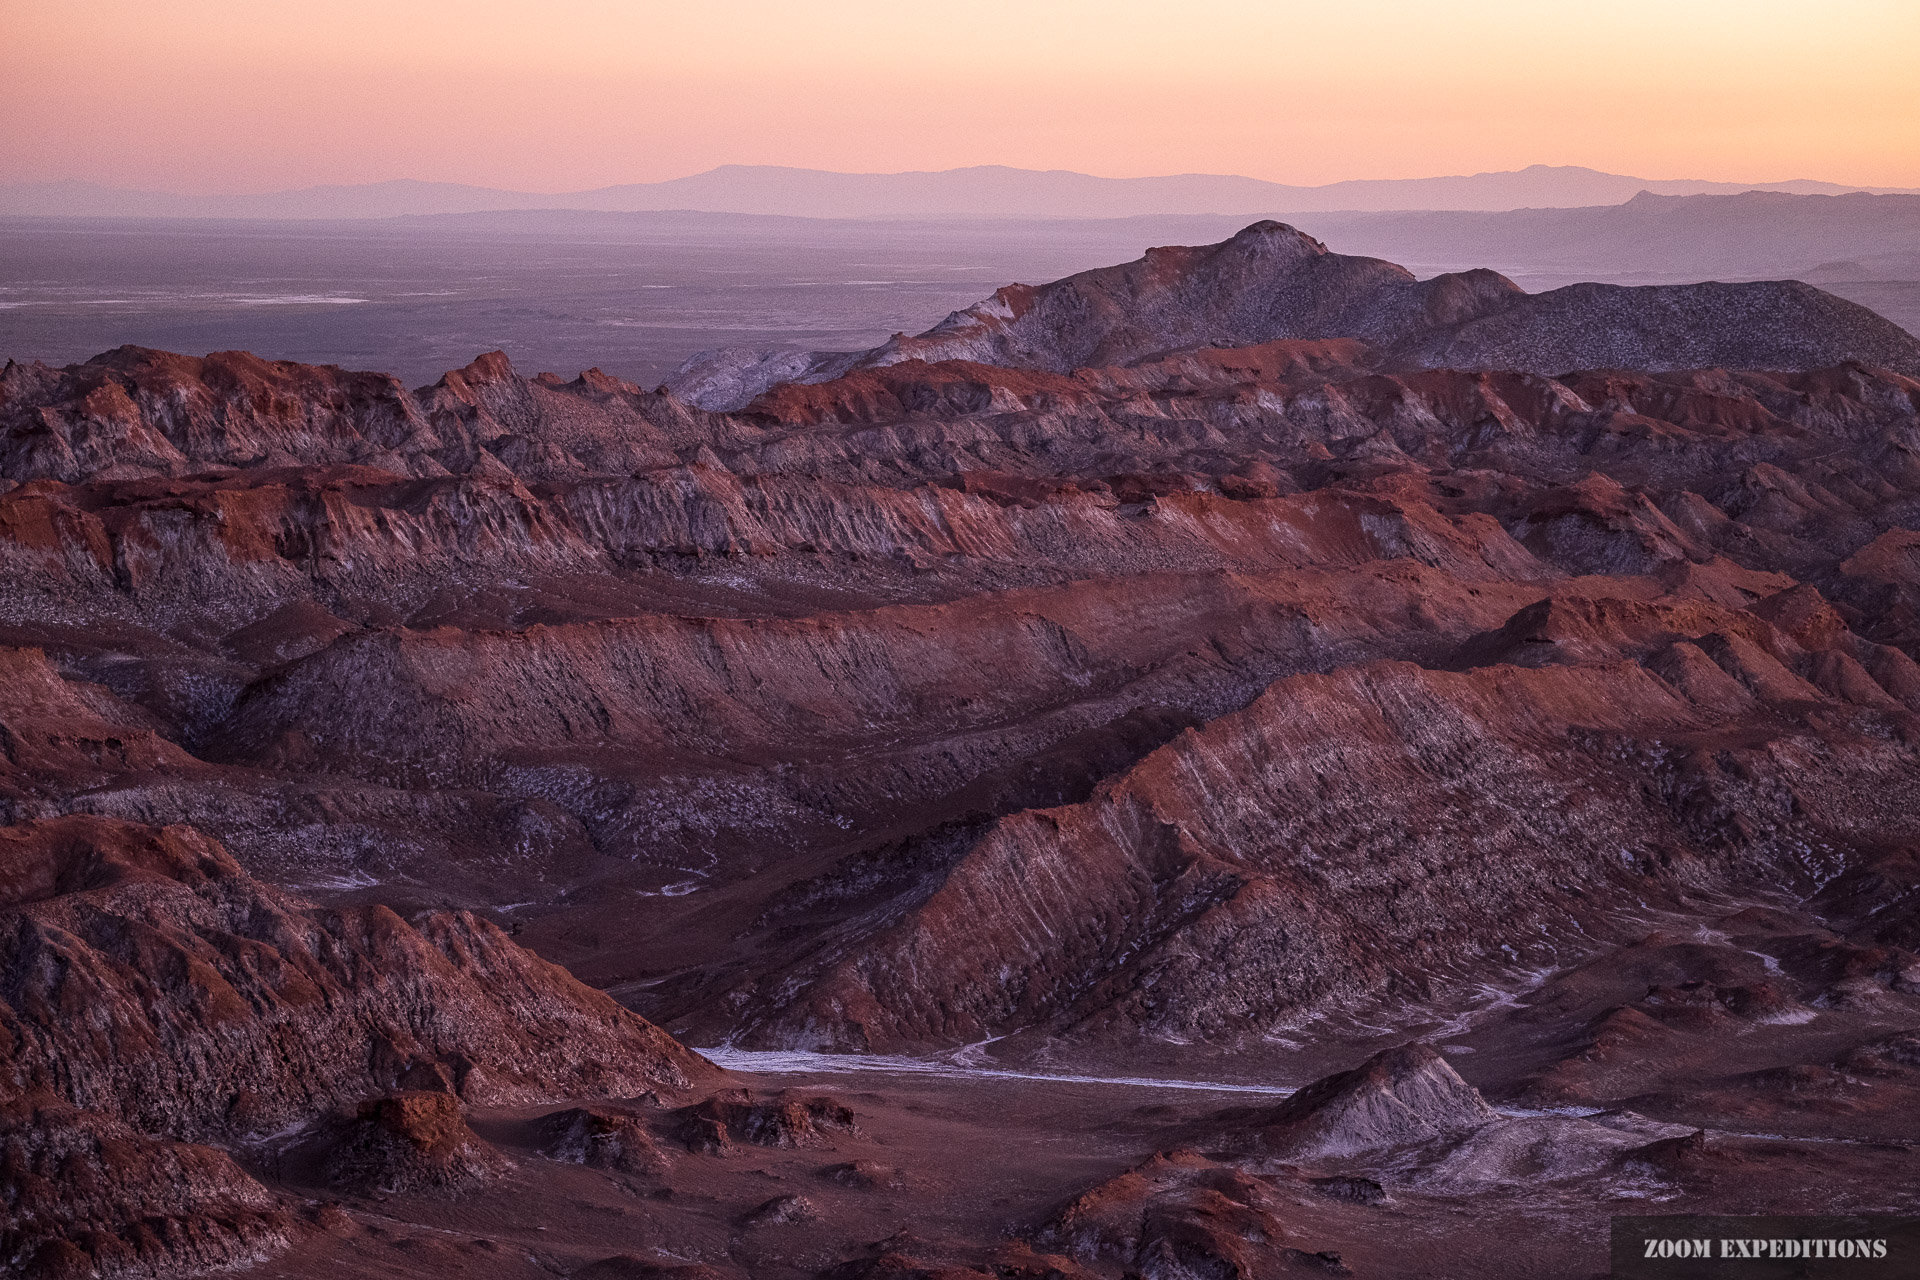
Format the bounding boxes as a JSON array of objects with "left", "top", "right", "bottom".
[
  {"left": 698, "top": 1047, "right": 1294, "bottom": 1095},
  {"left": 231, "top": 295, "right": 369, "bottom": 306}
]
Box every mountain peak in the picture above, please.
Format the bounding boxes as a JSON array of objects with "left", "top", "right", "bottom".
[
  {"left": 666, "top": 221, "right": 1920, "bottom": 410},
  {"left": 1225, "top": 219, "right": 1329, "bottom": 253}
]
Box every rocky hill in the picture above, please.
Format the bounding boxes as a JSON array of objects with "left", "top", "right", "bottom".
[
  {"left": 667, "top": 221, "right": 1920, "bottom": 409},
  {"left": 0, "top": 814, "right": 718, "bottom": 1275}
]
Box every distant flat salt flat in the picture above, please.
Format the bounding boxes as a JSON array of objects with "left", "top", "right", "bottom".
[
  {"left": 0, "top": 289, "right": 369, "bottom": 309},
  {"left": 697, "top": 1047, "right": 1294, "bottom": 1094},
  {"left": 0, "top": 215, "right": 1257, "bottom": 386},
  {"left": 229, "top": 294, "right": 369, "bottom": 306},
  {"left": 10, "top": 213, "right": 1915, "bottom": 386}
]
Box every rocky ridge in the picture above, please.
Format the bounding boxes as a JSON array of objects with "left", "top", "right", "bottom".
[
  {"left": 665, "top": 222, "right": 1920, "bottom": 409},
  {"left": 0, "top": 814, "right": 716, "bottom": 1275}
]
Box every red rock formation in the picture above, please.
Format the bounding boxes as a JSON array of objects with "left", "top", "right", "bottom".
[
  {"left": 0, "top": 1092, "right": 291, "bottom": 1279},
  {"left": 0, "top": 816, "right": 711, "bottom": 1143},
  {"left": 674, "top": 1091, "right": 857, "bottom": 1154},
  {"left": 726, "top": 648, "right": 1920, "bottom": 1049},
  {"left": 6, "top": 224, "right": 1920, "bottom": 1276},
  {"left": 320, "top": 1092, "right": 508, "bottom": 1195},
  {"left": 538, "top": 1104, "right": 671, "bottom": 1175},
  {"left": 1038, "top": 1149, "right": 1348, "bottom": 1279}
]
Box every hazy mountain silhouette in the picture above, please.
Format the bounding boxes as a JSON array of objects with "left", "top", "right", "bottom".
[
  {"left": 388, "top": 189, "right": 1920, "bottom": 285},
  {"left": 4, "top": 163, "right": 1914, "bottom": 221},
  {"left": 1289, "top": 190, "right": 1920, "bottom": 280}
]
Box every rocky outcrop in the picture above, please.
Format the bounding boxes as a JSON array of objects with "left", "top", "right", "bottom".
[
  {"left": 819, "top": 1160, "right": 904, "bottom": 1190},
  {"left": 0, "top": 816, "right": 712, "bottom": 1142},
  {"left": 6, "top": 322, "right": 1920, "bottom": 1059},
  {"left": 675, "top": 1091, "right": 857, "bottom": 1153},
  {"left": 320, "top": 1091, "right": 507, "bottom": 1195},
  {"left": 0, "top": 814, "right": 720, "bottom": 1272},
  {"left": 1037, "top": 1150, "right": 1349, "bottom": 1280},
  {"left": 0, "top": 1092, "right": 291, "bottom": 1279},
  {"left": 739, "top": 1193, "right": 817, "bottom": 1228},
  {"left": 538, "top": 1104, "right": 671, "bottom": 1174},
  {"left": 1250, "top": 1045, "right": 1496, "bottom": 1159},
  {"left": 0, "top": 346, "right": 705, "bottom": 485}
]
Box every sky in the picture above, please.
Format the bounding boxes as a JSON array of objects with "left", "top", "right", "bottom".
[{"left": 4, "top": 0, "right": 1918, "bottom": 193}]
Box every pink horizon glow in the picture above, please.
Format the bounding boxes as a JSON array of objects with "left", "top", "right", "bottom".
[{"left": 5, "top": 0, "right": 1917, "bottom": 194}]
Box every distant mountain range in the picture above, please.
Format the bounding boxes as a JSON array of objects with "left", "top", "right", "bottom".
[
  {"left": 4, "top": 164, "right": 1916, "bottom": 221},
  {"left": 376, "top": 190, "right": 1920, "bottom": 287},
  {"left": 1292, "top": 190, "right": 1920, "bottom": 283}
]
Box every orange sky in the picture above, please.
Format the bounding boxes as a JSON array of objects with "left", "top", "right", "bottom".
[{"left": 4, "top": 0, "right": 1917, "bottom": 193}]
